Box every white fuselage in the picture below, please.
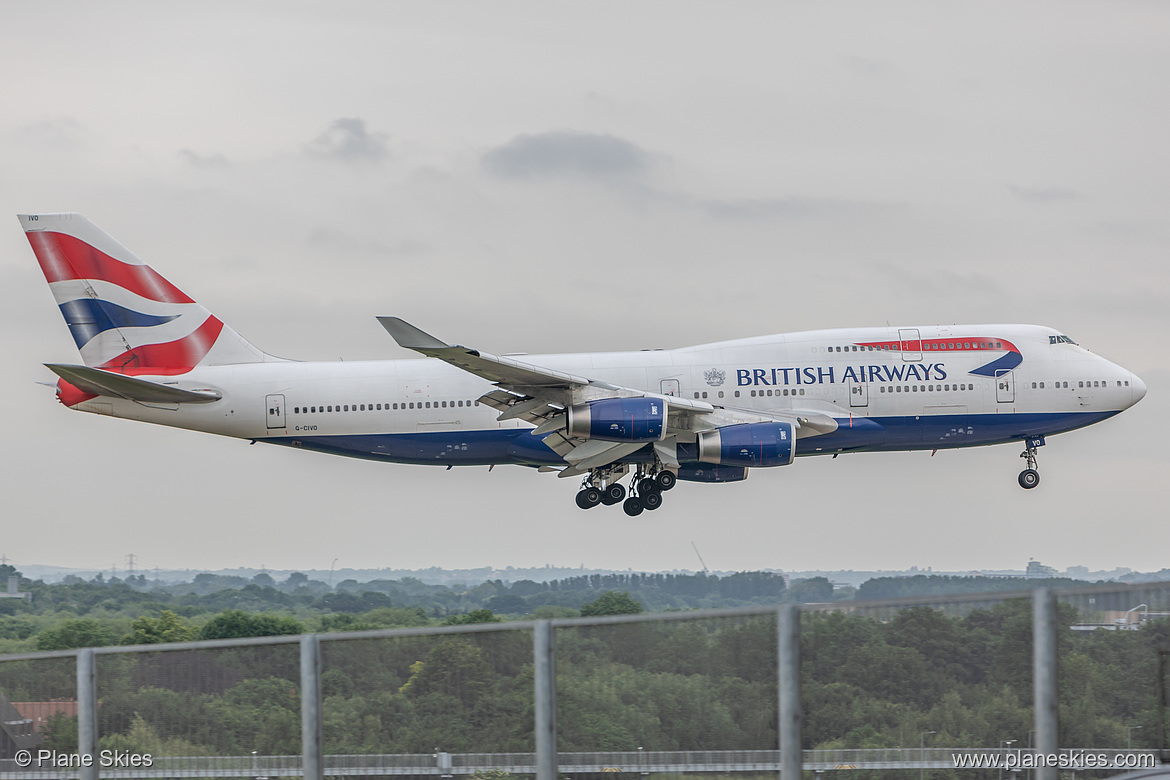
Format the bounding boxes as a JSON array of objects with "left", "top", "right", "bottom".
[{"left": 64, "top": 324, "right": 1144, "bottom": 468}]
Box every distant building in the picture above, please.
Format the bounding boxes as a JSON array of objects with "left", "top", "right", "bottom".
[
  {"left": 11, "top": 701, "right": 78, "bottom": 733},
  {"left": 1025, "top": 560, "right": 1058, "bottom": 579},
  {"left": 1066, "top": 565, "right": 1090, "bottom": 580},
  {"left": 0, "top": 691, "right": 41, "bottom": 759},
  {"left": 0, "top": 576, "right": 29, "bottom": 600}
]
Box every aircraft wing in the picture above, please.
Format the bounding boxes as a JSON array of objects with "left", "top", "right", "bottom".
[
  {"left": 378, "top": 316, "right": 834, "bottom": 475},
  {"left": 378, "top": 316, "right": 594, "bottom": 390}
]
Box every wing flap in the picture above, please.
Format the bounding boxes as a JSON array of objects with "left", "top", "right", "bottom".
[{"left": 46, "top": 364, "right": 222, "bottom": 404}]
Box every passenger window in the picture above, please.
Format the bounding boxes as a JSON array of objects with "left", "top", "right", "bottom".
[
  {"left": 718, "top": 391, "right": 724, "bottom": 398},
  {"left": 734, "top": 391, "right": 740, "bottom": 397}
]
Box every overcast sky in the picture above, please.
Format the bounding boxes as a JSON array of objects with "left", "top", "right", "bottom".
[{"left": 2, "top": 1, "right": 1167, "bottom": 578}]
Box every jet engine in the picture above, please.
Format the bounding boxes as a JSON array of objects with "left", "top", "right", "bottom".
[
  {"left": 697, "top": 421, "right": 795, "bottom": 467},
  {"left": 566, "top": 397, "right": 666, "bottom": 443}
]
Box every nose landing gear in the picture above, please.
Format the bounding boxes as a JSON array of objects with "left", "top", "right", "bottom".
[{"left": 1017, "top": 436, "right": 1044, "bottom": 489}]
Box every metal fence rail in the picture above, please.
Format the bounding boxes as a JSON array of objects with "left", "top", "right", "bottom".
[{"left": 0, "top": 748, "right": 1163, "bottom": 779}]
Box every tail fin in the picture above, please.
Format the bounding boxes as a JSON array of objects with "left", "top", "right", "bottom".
[{"left": 19, "top": 213, "right": 276, "bottom": 375}]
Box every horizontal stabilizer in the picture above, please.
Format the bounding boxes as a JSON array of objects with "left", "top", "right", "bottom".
[{"left": 46, "top": 364, "right": 222, "bottom": 404}]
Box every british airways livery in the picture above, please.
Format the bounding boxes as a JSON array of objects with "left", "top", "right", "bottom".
[{"left": 21, "top": 213, "right": 1147, "bottom": 516}]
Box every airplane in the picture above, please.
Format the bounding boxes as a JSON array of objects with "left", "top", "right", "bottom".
[{"left": 20, "top": 212, "right": 1147, "bottom": 516}]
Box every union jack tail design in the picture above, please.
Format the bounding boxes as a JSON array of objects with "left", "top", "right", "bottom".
[{"left": 20, "top": 213, "right": 274, "bottom": 376}]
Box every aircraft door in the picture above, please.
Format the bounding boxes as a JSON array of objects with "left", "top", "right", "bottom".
[
  {"left": 265, "top": 394, "right": 287, "bottom": 430},
  {"left": 995, "top": 371, "right": 1015, "bottom": 403},
  {"left": 848, "top": 379, "right": 868, "bottom": 408},
  {"left": 898, "top": 328, "right": 922, "bottom": 361},
  {"left": 660, "top": 379, "right": 681, "bottom": 397}
]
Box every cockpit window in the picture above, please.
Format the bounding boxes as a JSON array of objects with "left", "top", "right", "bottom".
[{"left": 1049, "top": 335, "right": 1078, "bottom": 345}]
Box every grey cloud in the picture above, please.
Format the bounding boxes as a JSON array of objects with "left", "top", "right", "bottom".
[
  {"left": 840, "top": 55, "right": 893, "bottom": 76},
  {"left": 869, "top": 262, "right": 1008, "bottom": 299},
  {"left": 307, "top": 227, "right": 428, "bottom": 258},
  {"left": 1007, "top": 184, "right": 1081, "bottom": 203},
  {"left": 306, "top": 118, "right": 390, "bottom": 162},
  {"left": 700, "top": 197, "right": 897, "bottom": 221},
  {"left": 12, "top": 118, "right": 85, "bottom": 149},
  {"left": 178, "top": 149, "right": 231, "bottom": 169},
  {"left": 482, "top": 130, "right": 650, "bottom": 181}
]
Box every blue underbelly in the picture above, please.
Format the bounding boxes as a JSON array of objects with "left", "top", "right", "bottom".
[{"left": 266, "top": 410, "right": 1119, "bottom": 466}]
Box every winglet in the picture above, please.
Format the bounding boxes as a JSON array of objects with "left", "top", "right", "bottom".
[{"left": 377, "top": 316, "right": 451, "bottom": 351}]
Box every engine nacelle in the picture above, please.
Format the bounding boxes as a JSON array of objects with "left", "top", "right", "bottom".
[
  {"left": 566, "top": 397, "right": 667, "bottom": 443},
  {"left": 697, "top": 422, "right": 795, "bottom": 467}
]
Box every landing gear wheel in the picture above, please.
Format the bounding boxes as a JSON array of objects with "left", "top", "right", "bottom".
[
  {"left": 642, "top": 490, "right": 663, "bottom": 510},
  {"left": 622, "top": 497, "right": 644, "bottom": 517},
  {"left": 638, "top": 477, "right": 660, "bottom": 495},
  {"left": 1018, "top": 442, "right": 1041, "bottom": 490},
  {"left": 601, "top": 483, "right": 626, "bottom": 505},
  {"left": 575, "top": 487, "right": 603, "bottom": 509},
  {"left": 655, "top": 471, "right": 677, "bottom": 491}
]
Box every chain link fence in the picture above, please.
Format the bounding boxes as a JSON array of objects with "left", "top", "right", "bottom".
[{"left": 0, "top": 582, "right": 1166, "bottom": 779}]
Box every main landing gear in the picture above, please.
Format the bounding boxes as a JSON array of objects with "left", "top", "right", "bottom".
[
  {"left": 1018, "top": 437, "right": 1043, "bottom": 490},
  {"left": 575, "top": 465, "right": 676, "bottom": 515}
]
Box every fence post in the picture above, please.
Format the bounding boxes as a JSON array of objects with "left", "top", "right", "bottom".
[
  {"left": 534, "top": 620, "right": 557, "bottom": 780},
  {"left": 778, "top": 604, "right": 801, "bottom": 780},
  {"left": 1033, "top": 589, "right": 1058, "bottom": 780},
  {"left": 77, "top": 649, "right": 98, "bottom": 780},
  {"left": 301, "top": 635, "right": 323, "bottom": 780}
]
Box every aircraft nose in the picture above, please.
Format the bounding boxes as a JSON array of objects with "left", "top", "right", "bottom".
[{"left": 1131, "top": 372, "right": 1147, "bottom": 405}]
